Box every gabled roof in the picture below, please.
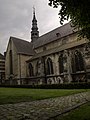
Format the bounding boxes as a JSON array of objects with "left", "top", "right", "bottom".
[
  {"left": 27, "top": 39, "right": 86, "bottom": 62},
  {"left": 33, "top": 23, "right": 76, "bottom": 48},
  {"left": 10, "top": 37, "right": 35, "bottom": 55},
  {"left": 0, "top": 53, "right": 5, "bottom": 60}
]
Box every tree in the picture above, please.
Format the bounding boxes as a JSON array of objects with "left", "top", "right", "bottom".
[{"left": 48, "top": 0, "right": 90, "bottom": 40}]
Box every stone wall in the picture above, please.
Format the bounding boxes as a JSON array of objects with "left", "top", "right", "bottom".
[
  {"left": 18, "top": 54, "right": 31, "bottom": 79},
  {"left": 27, "top": 37, "right": 90, "bottom": 84},
  {"left": 5, "top": 39, "right": 32, "bottom": 82},
  {"left": 35, "top": 33, "right": 78, "bottom": 54}
]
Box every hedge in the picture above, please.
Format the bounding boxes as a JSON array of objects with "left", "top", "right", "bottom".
[{"left": 0, "top": 82, "right": 90, "bottom": 89}]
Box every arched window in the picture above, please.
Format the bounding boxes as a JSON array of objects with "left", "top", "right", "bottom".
[
  {"left": 71, "top": 54, "right": 76, "bottom": 73},
  {"left": 36, "top": 60, "right": 41, "bottom": 75},
  {"left": 28, "top": 63, "right": 34, "bottom": 76},
  {"left": 75, "top": 50, "right": 84, "bottom": 71},
  {"left": 46, "top": 58, "right": 54, "bottom": 75},
  {"left": 59, "top": 54, "right": 64, "bottom": 73},
  {"left": 72, "top": 50, "right": 85, "bottom": 72}
]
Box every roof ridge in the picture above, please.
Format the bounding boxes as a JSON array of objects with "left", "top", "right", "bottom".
[
  {"left": 34, "top": 22, "right": 74, "bottom": 48},
  {"left": 10, "top": 37, "right": 35, "bottom": 55},
  {"left": 10, "top": 36, "right": 31, "bottom": 44},
  {"left": 38, "top": 22, "right": 70, "bottom": 39}
]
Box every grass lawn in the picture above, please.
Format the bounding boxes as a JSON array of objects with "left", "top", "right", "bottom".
[
  {"left": 55, "top": 102, "right": 90, "bottom": 120},
  {"left": 0, "top": 88, "right": 89, "bottom": 104}
]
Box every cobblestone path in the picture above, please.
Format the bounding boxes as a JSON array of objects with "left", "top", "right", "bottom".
[{"left": 0, "top": 92, "right": 90, "bottom": 120}]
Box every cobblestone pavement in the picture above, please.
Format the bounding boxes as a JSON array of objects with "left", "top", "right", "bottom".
[{"left": 0, "top": 92, "right": 90, "bottom": 120}]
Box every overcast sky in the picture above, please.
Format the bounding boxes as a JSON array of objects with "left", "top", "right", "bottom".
[{"left": 0, "top": 0, "right": 68, "bottom": 54}]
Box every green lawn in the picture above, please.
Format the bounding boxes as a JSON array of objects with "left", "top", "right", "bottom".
[
  {"left": 55, "top": 102, "right": 90, "bottom": 120},
  {"left": 0, "top": 88, "right": 88, "bottom": 104}
]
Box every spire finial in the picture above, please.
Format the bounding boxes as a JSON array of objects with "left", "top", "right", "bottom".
[{"left": 33, "top": 6, "right": 35, "bottom": 15}]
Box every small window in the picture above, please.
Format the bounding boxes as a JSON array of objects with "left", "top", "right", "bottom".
[
  {"left": 35, "top": 33, "right": 37, "bottom": 36},
  {"left": 56, "top": 33, "right": 60, "bottom": 37}
]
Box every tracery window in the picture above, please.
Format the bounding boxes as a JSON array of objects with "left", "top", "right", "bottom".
[
  {"left": 72, "top": 50, "right": 85, "bottom": 72},
  {"left": 28, "top": 63, "right": 34, "bottom": 76},
  {"left": 59, "top": 54, "right": 64, "bottom": 74},
  {"left": 36, "top": 60, "right": 41, "bottom": 75},
  {"left": 46, "top": 58, "right": 54, "bottom": 75},
  {"left": 59, "top": 53, "right": 68, "bottom": 74}
]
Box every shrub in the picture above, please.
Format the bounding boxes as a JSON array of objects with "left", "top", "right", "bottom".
[{"left": 0, "top": 82, "right": 90, "bottom": 89}]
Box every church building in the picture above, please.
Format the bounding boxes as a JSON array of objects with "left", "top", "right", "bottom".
[{"left": 5, "top": 10, "right": 90, "bottom": 85}]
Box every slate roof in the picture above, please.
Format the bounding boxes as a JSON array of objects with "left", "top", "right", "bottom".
[
  {"left": 0, "top": 53, "right": 5, "bottom": 60},
  {"left": 10, "top": 37, "right": 35, "bottom": 55},
  {"left": 33, "top": 23, "right": 76, "bottom": 48},
  {"left": 27, "top": 39, "right": 86, "bottom": 62},
  {"left": 9, "top": 23, "right": 76, "bottom": 56}
]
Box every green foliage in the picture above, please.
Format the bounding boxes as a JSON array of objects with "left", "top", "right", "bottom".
[
  {"left": 48, "top": 0, "right": 90, "bottom": 40},
  {"left": 55, "top": 102, "right": 90, "bottom": 120}
]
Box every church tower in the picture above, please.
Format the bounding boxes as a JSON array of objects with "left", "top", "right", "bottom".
[{"left": 31, "top": 8, "right": 39, "bottom": 42}]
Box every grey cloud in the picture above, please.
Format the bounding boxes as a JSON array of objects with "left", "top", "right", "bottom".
[{"left": 0, "top": 0, "right": 62, "bottom": 54}]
